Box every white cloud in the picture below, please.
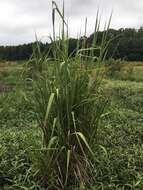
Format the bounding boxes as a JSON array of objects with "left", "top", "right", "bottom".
[{"left": 0, "top": 0, "right": 143, "bottom": 45}]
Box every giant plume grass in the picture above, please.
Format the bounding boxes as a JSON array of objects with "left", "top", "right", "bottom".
[{"left": 25, "top": 1, "right": 111, "bottom": 189}]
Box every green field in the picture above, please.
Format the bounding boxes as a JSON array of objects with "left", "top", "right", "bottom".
[{"left": 0, "top": 61, "right": 143, "bottom": 190}]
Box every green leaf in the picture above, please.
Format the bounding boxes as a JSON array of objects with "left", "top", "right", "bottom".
[
  {"left": 99, "top": 145, "right": 108, "bottom": 158},
  {"left": 44, "top": 93, "right": 55, "bottom": 126},
  {"left": 48, "top": 136, "right": 58, "bottom": 149},
  {"left": 65, "top": 149, "right": 71, "bottom": 186},
  {"left": 75, "top": 132, "right": 94, "bottom": 156}
]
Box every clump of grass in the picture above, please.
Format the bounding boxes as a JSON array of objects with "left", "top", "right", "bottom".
[{"left": 25, "top": 1, "right": 111, "bottom": 189}]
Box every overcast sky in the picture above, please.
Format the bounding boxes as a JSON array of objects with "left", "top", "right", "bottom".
[{"left": 0, "top": 0, "right": 143, "bottom": 45}]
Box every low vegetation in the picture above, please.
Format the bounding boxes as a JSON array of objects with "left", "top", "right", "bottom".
[{"left": 1, "top": 62, "right": 143, "bottom": 189}]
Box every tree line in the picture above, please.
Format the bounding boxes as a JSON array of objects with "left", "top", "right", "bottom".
[{"left": 1, "top": 28, "right": 143, "bottom": 61}]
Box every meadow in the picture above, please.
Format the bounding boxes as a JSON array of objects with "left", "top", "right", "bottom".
[
  {"left": 0, "top": 60, "right": 143, "bottom": 190},
  {"left": 0, "top": 2, "right": 143, "bottom": 189}
]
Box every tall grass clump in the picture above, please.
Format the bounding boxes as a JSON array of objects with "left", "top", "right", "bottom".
[{"left": 25, "top": 1, "right": 111, "bottom": 189}]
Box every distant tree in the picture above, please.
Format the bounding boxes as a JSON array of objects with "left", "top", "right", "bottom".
[{"left": 1, "top": 28, "right": 143, "bottom": 61}]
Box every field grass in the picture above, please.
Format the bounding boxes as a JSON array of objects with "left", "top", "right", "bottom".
[
  {"left": 0, "top": 61, "right": 23, "bottom": 86},
  {"left": 1, "top": 2, "right": 143, "bottom": 189},
  {"left": 0, "top": 61, "right": 143, "bottom": 189}
]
